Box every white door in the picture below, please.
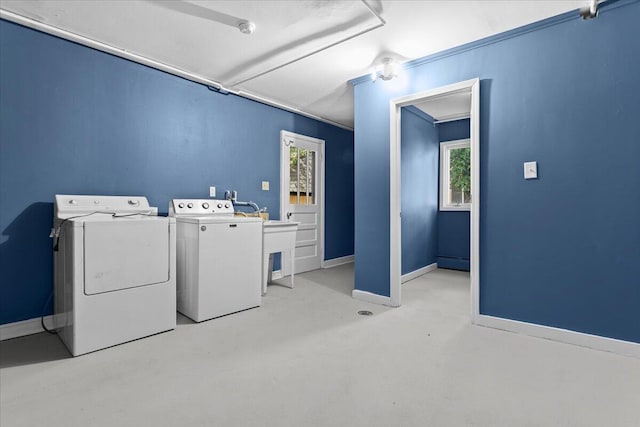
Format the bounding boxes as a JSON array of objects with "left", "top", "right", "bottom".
[{"left": 280, "top": 130, "right": 324, "bottom": 274}]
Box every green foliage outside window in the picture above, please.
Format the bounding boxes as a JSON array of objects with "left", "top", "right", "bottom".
[{"left": 450, "top": 147, "right": 470, "bottom": 195}]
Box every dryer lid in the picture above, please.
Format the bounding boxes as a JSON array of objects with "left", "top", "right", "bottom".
[{"left": 83, "top": 219, "right": 170, "bottom": 295}]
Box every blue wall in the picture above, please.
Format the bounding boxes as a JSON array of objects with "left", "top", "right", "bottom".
[
  {"left": 354, "top": 1, "right": 640, "bottom": 342},
  {"left": 0, "top": 20, "right": 354, "bottom": 325},
  {"left": 437, "top": 119, "right": 470, "bottom": 271},
  {"left": 400, "top": 107, "right": 438, "bottom": 275},
  {"left": 437, "top": 118, "right": 470, "bottom": 143}
]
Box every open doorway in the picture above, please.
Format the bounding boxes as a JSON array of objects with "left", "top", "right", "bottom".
[{"left": 389, "top": 79, "right": 480, "bottom": 322}]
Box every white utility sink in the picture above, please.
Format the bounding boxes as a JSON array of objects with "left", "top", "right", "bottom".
[
  {"left": 262, "top": 221, "right": 299, "bottom": 294},
  {"left": 264, "top": 220, "right": 296, "bottom": 227}
]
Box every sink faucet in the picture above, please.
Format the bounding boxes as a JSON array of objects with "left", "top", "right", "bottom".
[
  {"left": 227, "top": 190, "right": 260, "bottom": 212},
  {"left": 233, "top": 200, "right": 260, "bottom": 212}
]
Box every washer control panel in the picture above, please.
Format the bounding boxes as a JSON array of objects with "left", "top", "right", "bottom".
[{"left": 170, "top": 199, "right": 234, "bottom": 216}]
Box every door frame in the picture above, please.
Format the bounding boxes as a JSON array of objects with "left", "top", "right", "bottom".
[
  {"left": 389, "top": 78, "right": 480, "bottom": 322},
  {"left": 280, "top": 130, "right": 325, "bottom": 275}
]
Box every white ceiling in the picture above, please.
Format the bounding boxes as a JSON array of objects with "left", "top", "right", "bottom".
[
  {"left": 1, "top": 0, "right": 587, "bottom": 129},
  {"left": 413, "top": 91, "right": 472, "bottom": 122}
]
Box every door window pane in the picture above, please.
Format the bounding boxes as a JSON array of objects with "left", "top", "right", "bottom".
[
  {"left": 289, "top": 147, "right": 299, "bottom": 205},
  {"left": 289, "top": 147, "right": 317, "bottom": 205},
  {"left": 307, "top": 151, "right": 316, "bottom": 204},
  {"left": 299, "top": 149, "right": 308, "bottom": 204}
]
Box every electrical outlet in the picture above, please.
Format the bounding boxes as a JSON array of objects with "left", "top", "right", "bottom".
[
  {"left": 209, "top": 186, "right": 216, "bottom": 197},
  {"left": 262, "top": 181, "right": 270, "bottom": 191},
  {"left": 524, "top": 162, "right": 538, "bottom": 179}
]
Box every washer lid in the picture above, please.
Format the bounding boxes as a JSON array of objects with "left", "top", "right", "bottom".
[{"left": 175, "top": 216, "right": 262, "bottom": 224}]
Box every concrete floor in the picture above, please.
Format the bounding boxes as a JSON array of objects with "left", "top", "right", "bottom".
[{"left": 1, "top": 265, "right": 639, "bottom": 427}]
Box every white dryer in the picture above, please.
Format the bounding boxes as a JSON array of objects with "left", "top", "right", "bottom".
[
  {"left": 53, "top": 195, "right": 176, "bottom": 356},
  {"left": 169, "top": 199, "right": 262, "bottom": 322}
]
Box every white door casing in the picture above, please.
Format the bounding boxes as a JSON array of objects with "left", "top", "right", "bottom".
[
  {"left": 280, "top": 130, "right": 325, "bottom": 274},
  {"left": 388, "top": 78, "right": 480, "bottom": 318}
]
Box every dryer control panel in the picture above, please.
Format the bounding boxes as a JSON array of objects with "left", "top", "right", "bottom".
[
  {"left": 54, "top": 195, "right": 157, "bottom": 218},
  {"left": 170, "top": 199, "right": 234, "bottom": 216}
]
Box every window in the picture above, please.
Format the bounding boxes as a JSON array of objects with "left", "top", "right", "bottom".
[
  {"left": 289, "top": 146, "right": 316, "bottom": 205},
  {"left": 440, "top": 139, "right": 471, "bottom": 211}
]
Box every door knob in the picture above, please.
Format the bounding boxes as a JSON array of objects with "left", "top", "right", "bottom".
[{"left": 287, "top": 212, "right": 292, "bottom": 219}]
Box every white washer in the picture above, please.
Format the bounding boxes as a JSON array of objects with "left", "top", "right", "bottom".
[
  {"left": 53, "top": 195, "right": 176, "bottom": 356},
  {"left": 169, "top": 199, "right": 262, "bottom": 322}
]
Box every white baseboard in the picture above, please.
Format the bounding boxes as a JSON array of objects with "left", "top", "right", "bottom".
[
  {"left": 401, "top": 262, "right": 437, "bottom": 283},
  {"left": 352, "top": 289, "right": 397, "bottom": 307},
  {"left": 0, "top": 315, "right": 57, "bottom": 341},
  {"left": 322, "top": 255, "right": 354, "bottom": 269},
  {"left": 476, "top": 314, "right": 640, "bottom": 359}
]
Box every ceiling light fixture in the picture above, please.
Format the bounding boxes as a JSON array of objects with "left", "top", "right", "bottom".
[
  {"left": 238, "top": 20, "right": 256, "bottom": 35},
  {"left": 371, "top": 58, "right": 399, "bottom": 82}
]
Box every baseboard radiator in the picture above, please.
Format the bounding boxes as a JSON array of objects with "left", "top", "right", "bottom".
[{"left": 436, "top": 256, "right": 470, "bottom": 271}]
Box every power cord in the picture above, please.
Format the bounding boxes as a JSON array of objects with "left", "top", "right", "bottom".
[
  {"left": 40, "top": 291, "right": 57, "bottom": 334},
  {"left": 52, "top": 212, "right": 106, "bottom": 251},
  {"left": 46, "top": 210, "right": 157, "bottom": 332},
  {"left": 52, "top": 211, "right": 154, "bottom": 251}
]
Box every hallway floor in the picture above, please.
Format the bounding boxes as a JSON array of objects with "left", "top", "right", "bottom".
[{"left": 1, "top": 265, "right": 639, "bottom": 427}]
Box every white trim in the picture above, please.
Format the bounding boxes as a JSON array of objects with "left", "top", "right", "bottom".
[
  {"left": 389, "top": 78, "right": 480, "bottom": 313},
  {"left": 230, "top": 0, "right": 386, "bottom": 87},
  {"left": 470, "top": 80, "right": 480, "bottom": 322},
  {"left": 439, "top": 206, "right": 471, "bottom": 212},
  {"left": 280, "top": 131, "right": 325, "bottom": 275},
  {"left": 389, "top": 97, "right": 402, "bottom": 307},
  {"left": 0, "top": 9, "right": 353, "bottom": 131},
  {"left": 401, "top": 262, "right": 437, "bottom": 283},
  {"left": 322, "top": 255, "right": 354, "bottom": 269},
  {"left": 434, "top": 114, "right": 471, "bottom": 124},
  {"left": 476, "top": 315, "right": 640, "bottom": 359},
  {"left": 271, "top": 270, "right": 283, "bottom": 281},
  {"left": 439, "top": 139, "right": 471, "bottom": 211},
  {"left": 352, "top": 289, "right": 396, "bottom": 307},
  {"left": 0, "top": 315, "right": 56, "bottom": 341}
]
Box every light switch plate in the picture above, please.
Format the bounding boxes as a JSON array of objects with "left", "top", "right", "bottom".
[
  {"left": 262, "top": 181, "right": 270, "bottom": 191},
  {"left": 209, "top": 186, "right": 216, "bottom": 197},
  {"left": 524, "top": 161, "right": 538, "bottom": 179}
]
